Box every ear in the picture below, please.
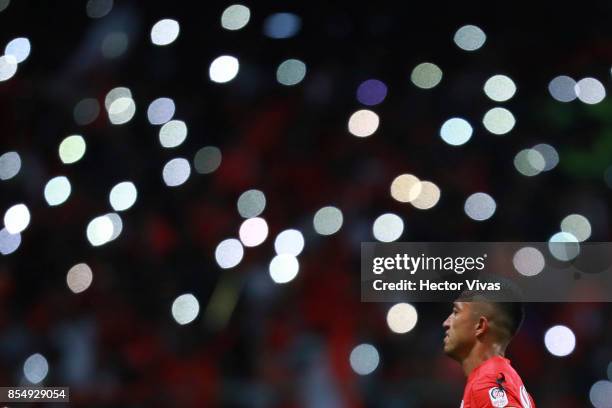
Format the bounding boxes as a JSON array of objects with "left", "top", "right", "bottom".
[{"left": 475, "top": 316, "right": 489, "bottom": 337}]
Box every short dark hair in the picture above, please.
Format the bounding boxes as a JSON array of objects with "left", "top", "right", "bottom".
[{"left": 458, "top": 290, "right": 525, "bottom": 340}]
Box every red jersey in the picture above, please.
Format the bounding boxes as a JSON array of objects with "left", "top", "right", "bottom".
[{"left": 460, "top": 356, "right": 535, "bottom": 408}]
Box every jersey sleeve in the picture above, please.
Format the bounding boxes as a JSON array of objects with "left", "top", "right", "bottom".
[{"left": 469, "top": 379, "right": 523, "bottom": 408}]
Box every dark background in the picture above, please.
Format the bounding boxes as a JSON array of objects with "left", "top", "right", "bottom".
[{"left": 1, "top": 1, "right": 612, "bottom": 406}]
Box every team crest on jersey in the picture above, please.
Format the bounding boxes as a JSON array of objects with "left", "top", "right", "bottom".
[{"left": 488, "top": 387, "right": 509, "bottom": 407}]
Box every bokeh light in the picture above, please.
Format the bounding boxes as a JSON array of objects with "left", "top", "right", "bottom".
[
  {"left": 215, "top": 238, "right": 244, "bottom": 269},
  {"left": 109, "top": 181, "right": 137, "bottom": 211},
  {"left": 151, "top": 19, "right": 180, "bottom": 46},
  {"left": 66, "top": 263, "right": 93, "bottom": 294},
  {"left": 372, "top": 213, "right": 404, "bottom": 242},
  {"left": 356, "top": 79, "right": 387, "bottom": 106},
  {"left": 410, "top": 62, "right": 443, "bottom": 89},
  {"left": 4, "top": 203, "right": 30, "bottom": 234},
  {"left": 548, "top": 232, "right": 580, "bottom": 262},
  {"left": 239, "top": 217, "right": 269, "bottom": 247},
  {"left": 0, "top": 151, "right": 21, "bottom": 180},
  {"left": 514, "top": 148, "right": 545, "bottom": 177},
  {"left": 263, "top": 13, "right": 301, "bottom": 39},
  {"left": 162, "top": 158, "right": 191, "bottom": 187},
  {"left": 349, "top": 344, "right": 380, "bottom": 375},
  {"left": 411, "top": 181, "right": 441, "bottom": 210},
  {"left": 44, "top": 176, "right": 71, "bottom": 206},
  {"left": 237, "top": 189, "right": 266, "bottom": 218},
  {"left": 512, "top": 247, "right": 545, "bottom": 277},
  {"left": 544, "top": 325, "right": 576, "bottom": 357},
  {"left": 194, "top": 146, "right": 222, "bottom": 174},
  {"left": 348, "top": 109, "right": 379, "bottom": 137},
  {"left": 464, "top": 192, "right": 496, "bottom": 221},
  {"left": 86, "top": 215, "right": 113, "bottom": 246},
  {"left": 532, "top": 143, "right": 559, "bottom": 171},
  {"left": 483, "top": 107, "right": 515, "bottom": 135},
  {"left": 387, "top": 303, "right": 418, "bottom": 334},
  {"left": 269, "top": 254, "right": 299, "bottom": 284},
  {"left": 108, "top": 97, "right": 136, "bottom": 125},
  {"left": 313, "top": 206, "right": 343, "bottom": 235},
  {"left": 454, "top": 25, "right": 486, "bottom": 51},
  {"left": 276, "top": 59, "right": 306, "bottom": 86},
  {"left": 560, "top": 214, "right": 591, "bottom": 242},
  {"left": 440, "top": 117, "right": 472, "bottom": 146},
  {"left": 274, "top": 229, "right": 304, "bottom": 256},
  {"left": 147, "top": 97, "right": 175, "bottom": 125},
  {"left": 86, "top": 0, "right": 113, "bottom": 19},
  {"left": 23, "top": 353, "right": 48, "bottom": 384},
  {"left": 590, "top": 380, "right": 612, "bottom": 408},
  {"left": 209, "top": 55, "right": 239, "bottom": 83},
  {"left": 575, "top": 77, "right": 605, "bottom": 104},
  {"left": 105, "top": 212, "right": 123, "bottom": 241},
  {"left": 390, "top": 174, "right": 421, "bottom": 203},
  {"left": 104, "top": 87, "right": 131, "bottom": 110},
  {"left": 73, "top": 98, "right": 100, "bottom": 126},
  {"left": 171, "top": 293, "right": 200, "bottom": 325},
  {"left": 484, "top": 74, "right": 516, "bottom": 102},
  {"left": 0, "top": 0, "right": 9, "bottom": 13},
  {"left": 101, "top": 32, "right": 128, "bottom": 59},
  {"left": 159, "top": 120, "right": 188, "bottom": 148},
  {"left": 0, "top": 55, "right": 17, "bottom": 81},
  {"left": 5, "top": 37, "right": 31, "bottom": 63},
  {"left": 548, "top": 75, "right": 577, "bottom": 102},
  {"left": 0, "top": 228, "right": 20, "bottom": 255},
  {"left": 221, "top": 4, "right": 251, "bottom": 31}
]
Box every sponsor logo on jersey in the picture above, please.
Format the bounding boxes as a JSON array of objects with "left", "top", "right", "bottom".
[{"left": 488, "top": 387, "right": 509, "bottom": 407}]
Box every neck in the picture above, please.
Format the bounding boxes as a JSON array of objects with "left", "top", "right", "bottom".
[{"left": 461, "top": 342, "right": 505, "bottom": 377}]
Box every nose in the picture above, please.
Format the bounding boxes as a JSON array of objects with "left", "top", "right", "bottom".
[{"left": 442, "top": 315, "right": 450, "bottom": 330}]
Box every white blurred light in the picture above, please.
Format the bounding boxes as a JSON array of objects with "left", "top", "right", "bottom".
[
  {"left": 86, "top": 0, "right": 113, "bottom": 19},
  {"left": 513, "top": 247, "right": 545, "bottom": 277},
  {"left": 390, "top": 174, "right": 421, "bottom": 203},
  {"left": 269, "top": 254, "right": 300, "bottom": 284},
  {"left": 348, "top": 109, "right": 379, "bottom": 137},
  {"left": 59, "top": 135, "right": 86, "bottom": 164},
  {"left": 387, "top": 303, "right": 418, "bottom": 334},
  {"left": 86, "top": 215, "right": 114, "bottom": 246},
  {"left": 410, "top": 62, "right": 443, "bottom": 89},
  {"left": 239, "top": 217, "right": 269, "bottom": 247},
  {"left": 0, "top": 55, "right": 17, "bottom": 81},
  {"left": 159, "top": 120, "right": 187, "bottom": 148},
  {"left": 464, "top": 192, "right": 496, "bottom": 221},
  {"left": 209, "top": 55, "right": 239, "bottom": 83},
  {"left": 0, "top": 151, "right": 21, "bottom": 180},
  {"left": 0, "top": 228, "right": 20, "bottom": 255},
  {"left": 549, "top": 75, "right": 577, "bottom": 102},
  {"left": 105, "top": 212, "right": 123, "bottom": 241},
  {"left": 162, "top": 157, "right": 191, "bottom": 187},
  {"left": 66, "top": 263, "right": 93, "bottom": 293},
  {"left": 277, "top": 59, "right": 307, "bottom": 86},
  {"left": 532, "top": 143, "right": 559, "bottom": 171},
  {"left": 44, "top": 176, "right": 71, "bottom": 206},
  {"left": 483, "top": 107, "right": 515, "bottom": 135},
  {"left": 171, "top": 293, "right": 200, "bottom": 325},
  {"left": 514, "top": 149, "right": 545, "bottom": 177},
  {"left": 440, "top": 117, "right": 472, "bottom": 146},
  {"left": 5, "top": 37, "right": 31, "bottom": 63},
  {"left": 274, "top": 229, "right": 304, "bottom": 256},
  {"left": 544, "top": 325, "right": 576, "bottom": 357},
  {"left": 590, "top": 380, "right": 612, "bottom": 408},
  {"left": 215, "top": 238, "right": 244, "bottom": 269},
  {"left": 221, "top": 4, "right": 251, "bottom": 30},
  {"left": 454, "top": 25, "right": 486, "bottom": 51},
  {"left": 560, "top": 214, "right": 591, "bottom": 242},
  {"left": 104, "top": 87, "right": 131, "bottom": 110},
  {"left": 73, "top": 98, "right": 100, "bottom": 126},
  {"left": 350, "top": 344, "right": 379, "bottom": 375},
  {"left": 548, "top": 232, "right": 580, "bottom": 261},
  {"left": 101, "top": 32, "right": 128, "bottom": 59},
  {"left": 108, "top": 97, "right": 136, "bottom": 125},
  {"left": 147, "top": 97, "right": 175, "bottom": 125},
  {"left": 4, "top": 203, "right": 30, "bottom": 234},
  {"left": 237, "top": 189, "right": 266, "bottom": 218},
  {"left": 23, "top": 353, "right": 48, "bottom": 384},
  {"left": 373, "top": 213, "right": 404, "bottom": 242},
  {"left": 0, "top": 0, "right": 9, "bottom": 13},
  {"left": 263, "top": 12, "right": 301, "bottom": 39},
  {"left": 411, "top": 181, "right": 441, "bottom": 210},
  {"left": 151, "top": 19, "right": 180, "bottom": 46},
  {"left": 576, "top": 77, "right": 606, "bottom": 104},
  {"left": 194, "top": 146, "right": 222, "bottom": 174},
  {"left": 109, "top": 181, "right": 137, "bottom": 211},
  {"left": 313, "top": 206, "right": 343, "bottom": 235},
  {"left": 484, "top": 75, "right": 516, "bottom": 102}
]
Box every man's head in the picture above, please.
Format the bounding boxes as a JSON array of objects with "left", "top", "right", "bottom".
[{"left": 442, "top": 297, "right": 524, "bottom": 361}]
